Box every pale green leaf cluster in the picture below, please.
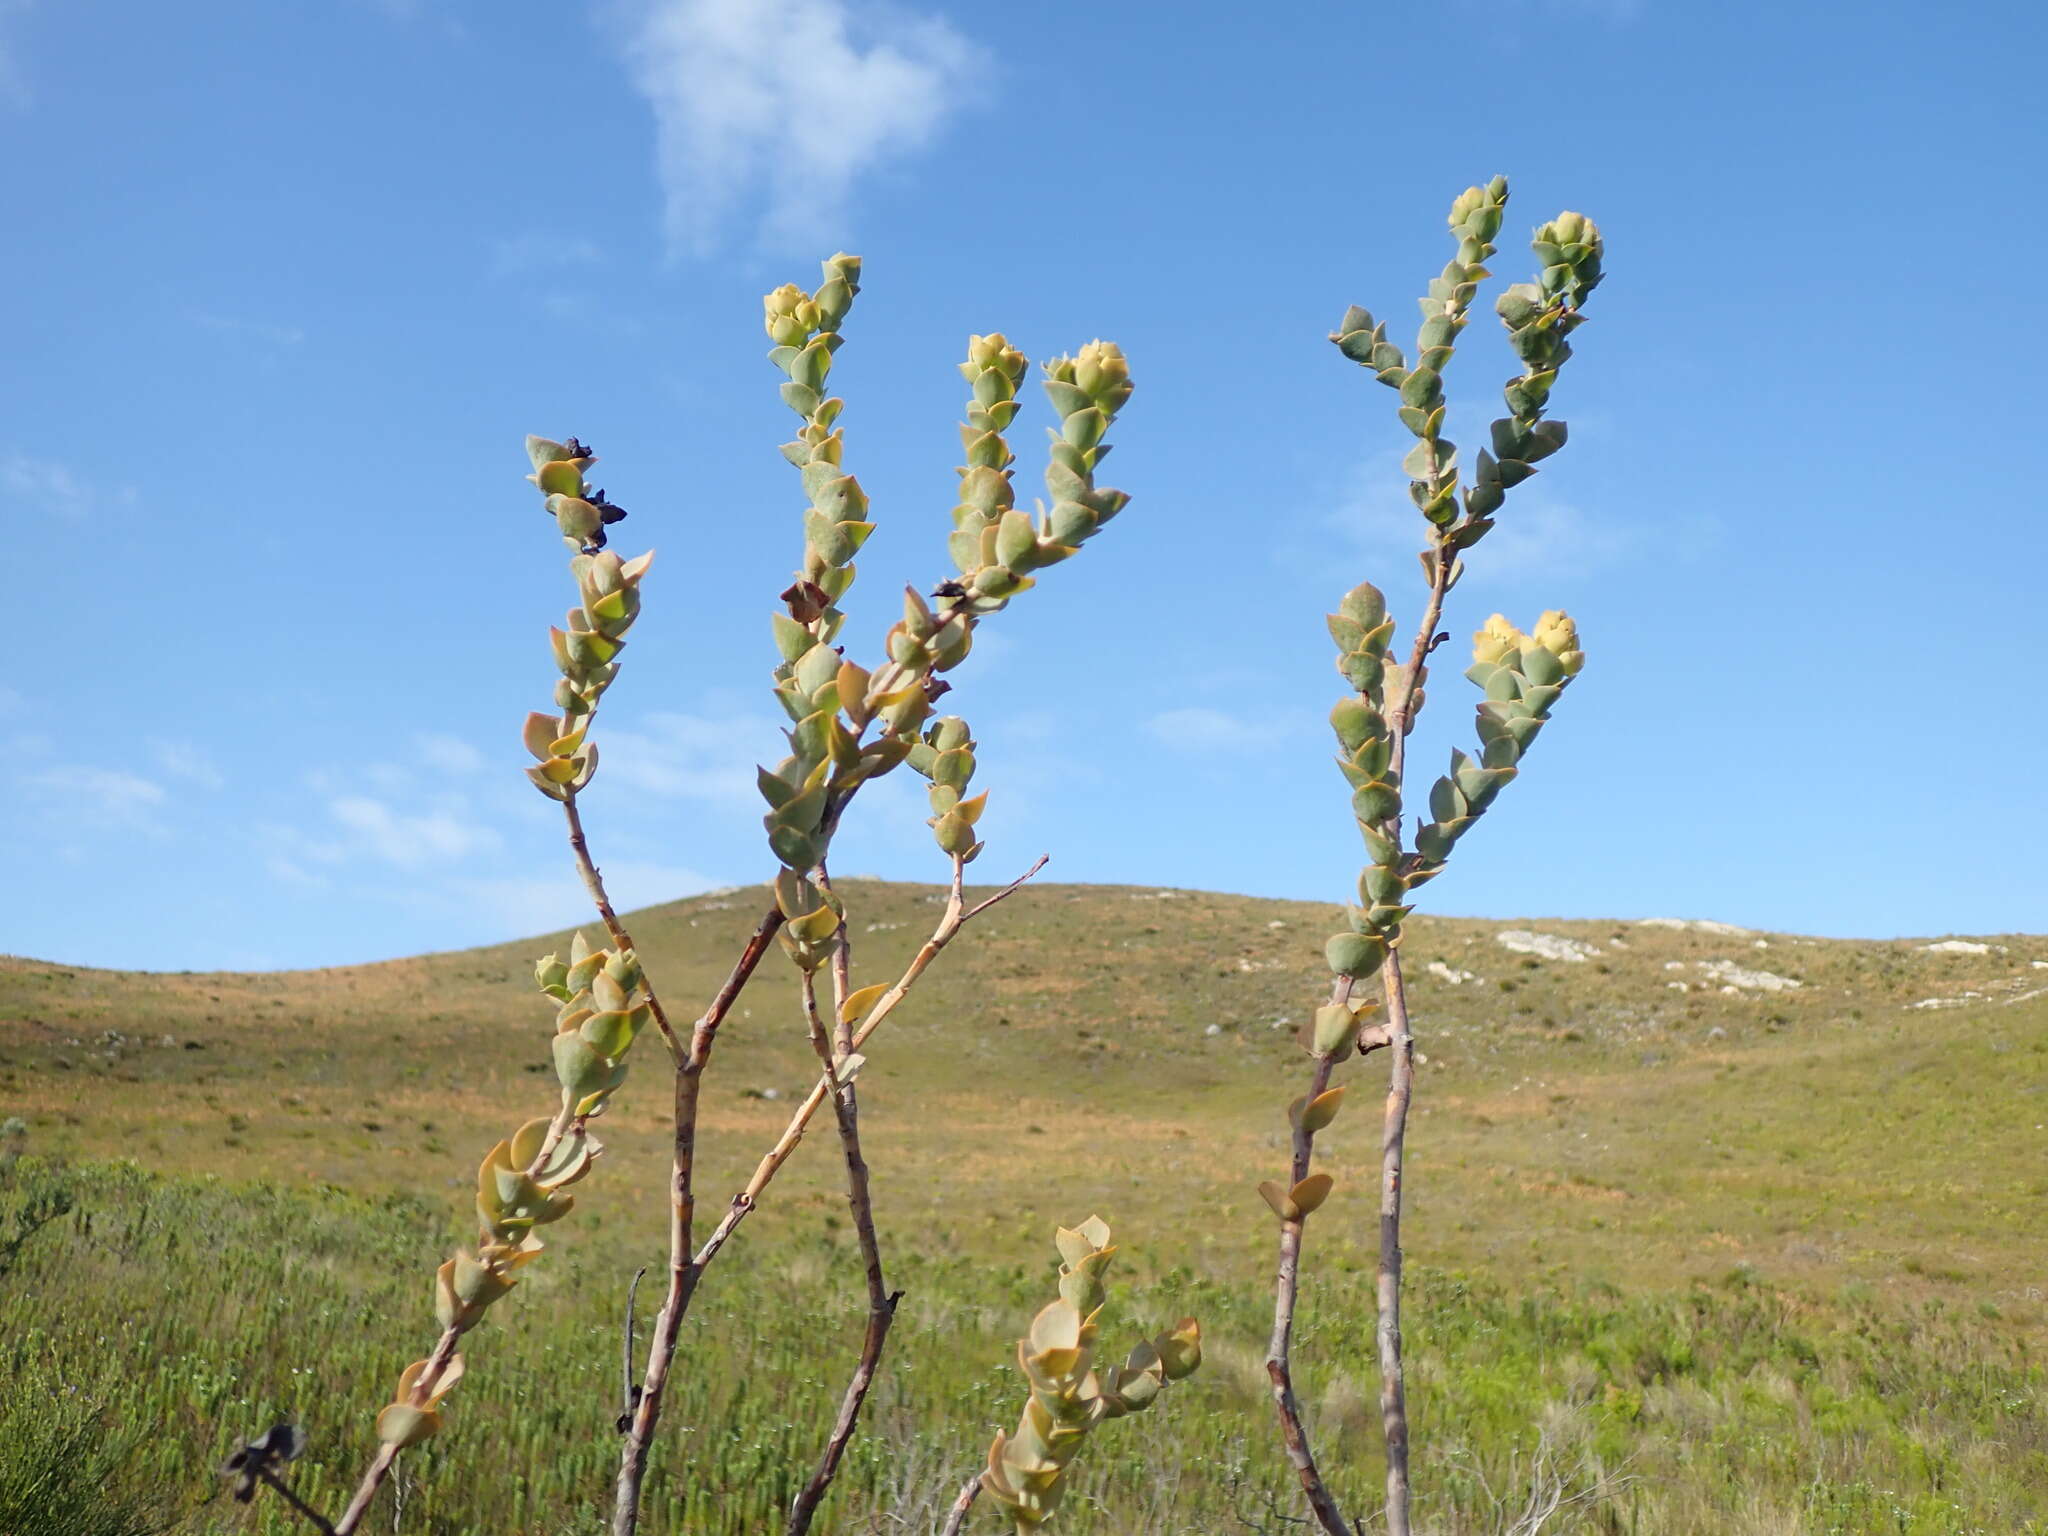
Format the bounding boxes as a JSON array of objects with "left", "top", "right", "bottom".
[
  {"left": 754, "top": 258, "right": 1134, "bottom": 877},
  {"left": 1330, "top": 184, "right": 1602, "bottom": 571},
  {"left": 518, "top": 436, "right": 653, "bottom": 802},
  {"left": 1317, "top": 180, "right": 1605, "bottom": 996},
  {"left": 980, "top": 1219, "right": 1201, "bottom": 1531},
  {"left": 905, "top": 715, "right": 987, "bottom": 861},
  {"left": 369, "top": 932, "right": 647, "bottom": 1451}
]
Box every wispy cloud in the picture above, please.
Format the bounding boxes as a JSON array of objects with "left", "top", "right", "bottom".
[
  {"left": 150, "top": 739, "right": 224, "bottom": 791},
  {"left": 489, "top": 233, "right": 604, "bottom": 280},
  {"left": 454, "top": 860, "right": 720, "bottom": 937},
  {"left": 609, "top": 0, "right": 980, "bottom": 253},
  {"left": 416, "top": 732, "right": 486, "bottom": 778},
  {"left": 190, "top": 310, "right": 306, "bottom": 347},
  {"left": 1145, "top": 706, "right": 1299, "bottom": 755},
  {"left": 1317, "top": 448, "right": 1636, "bottom": 587},
  {"left": 0, "top": 1, "right": 32, "bottom": 111},
  {"left": 1, "top": 451, "right": 122, "bottom": 521},
  {"left": 268, "top": 791, "right": 505, "bottom": 877},
  {"left": 327, "top": 795, "right": 504, "bottom": 870},
  {"left": 603, "top": 709, "right": 782, "bottom": 804},
  {"left": 27, "top": 765, "right": 167, "bottom": 830},
  {"left": 354, "top": 0, "right": 467, "bottom": 39}
]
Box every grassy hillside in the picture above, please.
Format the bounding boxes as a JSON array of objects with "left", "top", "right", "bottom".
[{"left": 3, "top": 881, "right": 2045, "bottom": 1533}]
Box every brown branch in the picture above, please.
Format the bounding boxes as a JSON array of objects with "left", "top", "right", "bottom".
[
  {"left": 1369, "top": 538, "right": 1454, "bottom": 1536},
  {"left": 611, "top": 902, "right": 784, "bottom": 1536},
  {"left": 564, "top": 794, "right": 681, "bottom": 1061},
  {"left": 939, "top": 1472, "right": 982, "bottom": 1535},
  {"left": 610, "top": 851, "right": 1044, "bottom": 1536},
  {"left": 332, "top": 1099, "right": 588, "bottom": 1530},
  {"left": 1265, "top": 990, "right": 1356, "bottom": 1536},
  {"left": 786, "top": 970, "right": 901, "bottom": 1535},
  {"left": 331, "top": 1323, "right": 460, "bottom": 1535},
  {"left": 1374, "top": 952, "right": 1418, "bottom": 1536},
  {"left": 1267, "top": 533, "right": 1452, "bottom": 1536},
  {"left": 687, "top": 853, "right": 1038, "bottom": 1278}
]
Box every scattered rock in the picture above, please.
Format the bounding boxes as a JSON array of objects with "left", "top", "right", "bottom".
[
  {"left": 1637, "top": 918, "right": 1752, "bottom": 936},
  {"left": 1203, "top": 1023, "right": 1223, "bottom": 1037},
  {"left": 1495, "top": 930, "right": 1600, "bottom": 963},
  {"left": 1427, "top": 961, "right": 1479, "bottom": 985},
  {"left": 1922, "top": 940, "right": 1998, "bottom": 955},
  {"left": 1696, "top": 959, "right": 1800, "bottom": 992}
]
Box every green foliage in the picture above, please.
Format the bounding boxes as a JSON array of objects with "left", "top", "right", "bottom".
[
  {"left": 0, "top": 1388, "right": 172, "bottom": 1536},
  {"left": 6, "top": 1156, "right": 2044, "bottom": 1534}
]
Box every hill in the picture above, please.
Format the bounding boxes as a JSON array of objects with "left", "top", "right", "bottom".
[{"left": 3, "top": 882, "right": 2045, "bottom": 1533}]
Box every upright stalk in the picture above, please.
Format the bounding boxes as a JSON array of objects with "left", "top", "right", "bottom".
[
  {"left": 787, "top": 964, "right": 900, "bottom": 1535},
  {"left": 1265, "top": 1037, "right": 1352, "bottom": 1535},
  {"left": 610, "top": 857, "right": 1043, "bottom": 1535},
  {"left": 1373, "top": 543, "right": 1453, "bottom": 1536},
  {"left": 564, "top": 794, "right": 680, "bottom": 1058},
  {"left": 1295, "top": 179, "right": 1604, "bottom": 1536},
  {"left": 611, "top": 905, "right": 781, "bottom": 1535}
]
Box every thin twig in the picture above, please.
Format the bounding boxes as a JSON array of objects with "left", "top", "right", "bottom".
[
  {"left": 332, "top": 1104, "right": 582, "bottom": 1534},
  {"left": 786, "top": 968, "right": 902, "bottom": 1535},
  {"left": 1370, "top": 538, "right": 1455, "bottom": 1536},
  {"left": 564, "top": 794, "right": 681, "bottom": 1061},
  {"left": 1265, "top": 995, "right": 1356, "bottom": 1536},
  {"left": 611, "top": 902, "right": 784, "bottom": 1534},
  {"left": 611, "top": 853, "right": 1045, "bottom": 1535},
  {"left": 617, "top": 1267, "right": 646, "bottom": 1433},
  {"left": 939, "top": 1472, "right": 982, "bottom": 1536},
  {"left": 331, "top": 1324, "right": 460, "bottom": 1535},
  {"left": 688, "top": 854, "right": 1040, "bottom": 1278}
]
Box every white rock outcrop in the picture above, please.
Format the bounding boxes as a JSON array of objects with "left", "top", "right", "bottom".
[{"left": 1495, "top": 930, "right": 1601, "bottom": 963}]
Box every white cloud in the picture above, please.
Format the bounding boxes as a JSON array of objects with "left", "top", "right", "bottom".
[
  {"left": 416, "top": 732, "right": 486, "bottom": 777},
  {"left": 325, "top": 794, "right": 504, "bottom": 869},
  {"left": 1145, "top": 706, "right": 1293, "bottom": 755},
  {"left": 489, "top": 233, "right": 604, "bottom": 280},
  {"left": 610, "top": 0, "right": 980, "bottom": 253},
  {"left": 28, "top": 765, "right": 167, "bottom": 829},
  {"left": 603, "top": 709, "right": 782, "bottom": 804},
  {"left": 150, "top": 738, "right": 224, "bottom": 790},
  {"left": 0, "top": 1, "right": 31, "bottom": 111},
  {"left": 189, "top": 310, "right": 307, "bottom": 347},
  {"left": 1, "top": 451, "right": 116, "bottom": 521},
  {"left": 453, "top": 860, "right": 720, "bottom": 936},
  {"left": 1321, "top": 447, "right": 1632, "bottom": 586}
]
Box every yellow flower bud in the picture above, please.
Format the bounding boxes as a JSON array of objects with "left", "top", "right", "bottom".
[
  {"left": 1532, "top": 610, "right": 1576, "bottom": 654},
  {"left": 1072, "top": 340, "right": 1132, "bottom": 410},
  {"left": 1532, "top": 610, "right": 1583, "bottom": 676},
  {"left": 1471, "top": 613, "right": 1525, "bottom": 666}
]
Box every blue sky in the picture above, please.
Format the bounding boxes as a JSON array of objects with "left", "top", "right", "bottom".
[{"left": 3, "top": 0, "right": 2043, "bottom": 970}]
